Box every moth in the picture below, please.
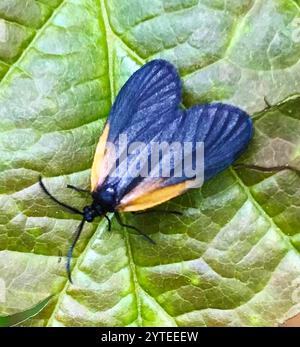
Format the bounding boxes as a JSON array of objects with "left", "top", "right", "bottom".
[{"left": 39, "top": 59, "right": 254, "bottom": 282}]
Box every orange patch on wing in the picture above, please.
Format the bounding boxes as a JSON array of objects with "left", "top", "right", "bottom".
[
  {"left": 118, "top": 179, "right": 195, "bottom": 212},
  {"left": 91, "top": 123, "right": 111, "bottom": 191}
]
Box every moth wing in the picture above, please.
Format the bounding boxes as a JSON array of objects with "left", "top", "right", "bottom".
[
  {"left": 118, "top": 103, "right": 253, "bottom": 212},
  {"left": 91, "top": 59, "right": 182, "bottom": 191},
  {"left": 180, "top": 103, "right": 253, "bottom": 182}
]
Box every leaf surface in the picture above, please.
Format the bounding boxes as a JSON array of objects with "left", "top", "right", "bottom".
[{"left": 0, "top": 0, "right": 300, "bottom": 327}]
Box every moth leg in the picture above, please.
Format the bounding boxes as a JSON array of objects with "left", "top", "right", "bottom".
[
  {"left": 67, "top": 184, "right": 90, "bottom": 194},
  {"left": 264, "top": 96, "right": 272, "bottom": 109},
  {"left": 104, "top": 215, "right": 112, "bottom": 232},
  {"left": 115, "top": 212, "right": 156, "bottom": 245},
  {"left": 58, "top": 250, "right": 62, "bottom": 264},
  {"left": 234, "top": 164, "right": 300, "bottom": 175},
  {"left": 132, "top": 209, "right": 183, "bottom": 216}
]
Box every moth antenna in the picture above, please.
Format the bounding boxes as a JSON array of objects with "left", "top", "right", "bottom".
[
  {"left": 39, "top": 176, "right": 84, "bottom": 216},
  {"left": 66, "top": 219, "right": 86, "bottom": 283}
]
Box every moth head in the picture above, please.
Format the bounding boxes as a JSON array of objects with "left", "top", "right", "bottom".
[{"left": 83, "top": 204, "right": 103, "bottom": 222}]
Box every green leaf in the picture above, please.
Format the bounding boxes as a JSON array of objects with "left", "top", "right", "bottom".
[
  {"left": 0, "top": 0, "right": 300, "bottom": 327},
  {"left": 0, "top": 295, "right": 53, "bottom": 327}
]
